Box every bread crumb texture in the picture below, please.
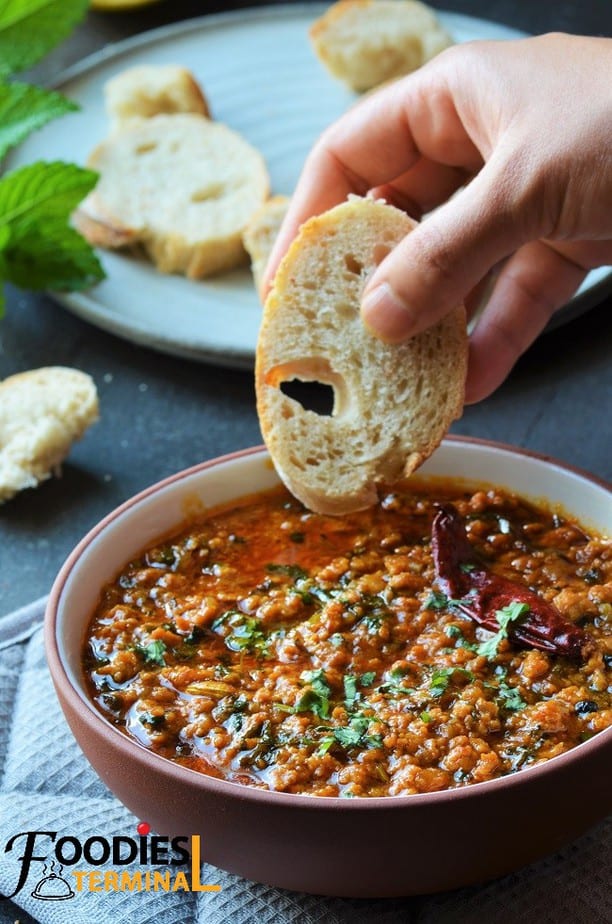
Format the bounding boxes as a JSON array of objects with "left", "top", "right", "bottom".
[
  {"left": 310, "top": 0, "right": 453, "bottom": 92},
  {"left": 256, "top": 197, "right": 467, "bottom": 515},
  {"left": 0, "top": 367, "right": 99, "bottom": 503}
]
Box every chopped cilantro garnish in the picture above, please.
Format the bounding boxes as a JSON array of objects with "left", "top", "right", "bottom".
[
  {"left": 477, "top": 601, "right": 530, "bottom": 660},
  {"left": 360, "top": 671, "right": 376, "bottom": 687},
  {"left": 425, "top": 590, "right": 449, "bottom": 610},
  {"left": 135, "top": 640, "right": 167, "bottom": 666},
  {"left": 292, "top": 669, "right": 332, "bottom": 718},
  {"left": 495, "top": 681, "right": 526, "bottom": 712},
  {"left": 212, "top": 611, "right": 268, "bottom": 654},
  {"left": 444, "top": 624, "right": 478, "bottom": 652},
  {"left": 420, "top": 711, "right": 433, "bottom": 724},
  {"left": 316, "top": 713, "right": 383, "bottom": 756},
  {"left": 429, "top": 667, "right": 474, "bottom": 697},
  {"left": 343, "top": 674, "right": 358, "bottom": 708}
]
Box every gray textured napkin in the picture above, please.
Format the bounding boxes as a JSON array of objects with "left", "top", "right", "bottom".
[{"left": 0, "top": 599, "right": 610, "bottom": 924}]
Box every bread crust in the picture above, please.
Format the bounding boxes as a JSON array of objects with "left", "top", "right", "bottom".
[
  {"left": 105, "top": 65, "right": 211, "bottom": 127},
  {"left": 255, "top": 197, "right": 467, "bottom": 515},
  {"left": 242, "top": 195, "right": 290, "bottom": 294}
]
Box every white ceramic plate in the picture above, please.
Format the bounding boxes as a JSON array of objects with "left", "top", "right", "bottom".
[{"left": 8, "top": 4, "right": 611, "bottom": 368}]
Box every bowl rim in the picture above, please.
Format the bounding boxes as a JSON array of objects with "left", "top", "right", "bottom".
[{"left": 45, "top": 436, "right": 612, "bottom": 812}]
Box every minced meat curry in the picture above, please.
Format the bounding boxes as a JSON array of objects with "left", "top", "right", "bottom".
[{"left": 84, "top": 480, "right": 611, "bottom": 797}]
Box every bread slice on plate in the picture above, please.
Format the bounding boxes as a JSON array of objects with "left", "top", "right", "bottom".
[
  {"left": 310, "top": 0, "right": 453, "bottom": 92},
  {"left": 243, "top": 195, "right": 290, "bottom": 294},
  {"left": 75, "top": 113, "right": 270, "bottom": 279},
  {"left": 104, "top": 65, "right": 211, "bottom": 128},
  {"left": 0, "top": 367, "right": 99, "bottom": 504},
  {"left": 255, "top": 196, "right": 467, "bottom": 515}
]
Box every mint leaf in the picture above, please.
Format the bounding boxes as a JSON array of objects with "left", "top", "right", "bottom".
[
  {"left": 0, "top": 0, "right": 89, "bottom": 78},
  {"left": 0, "top": 161, "right": 103, "bottom": 293},
  {"left": 0, "top": 82, "right": 77, "bottom": 158},
  {"left": 0, "top": 160, "right": 95, "bottom": 225}
]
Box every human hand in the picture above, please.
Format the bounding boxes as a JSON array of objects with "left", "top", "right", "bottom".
[{"left": 263, "top": 33, "right": 612, "bottom": 402}]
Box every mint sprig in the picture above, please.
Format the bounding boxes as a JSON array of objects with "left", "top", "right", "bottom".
[
  {"left": 0, "top": 162, "right": 103, "bottom": 300},
  {"left": 0, "top": 0, "right": 89, "bottom": 78},
  {"left": 0, "top": 0, "right": 105, "bottom": 315},
  {"left": 0, "top": 82, "right": 78, "bottom": 158}
]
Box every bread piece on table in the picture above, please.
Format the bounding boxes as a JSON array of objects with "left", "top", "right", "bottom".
[
  {"left": 0, "top": 367, "right": 99, "bottom": 504},
  {"left": 242, "top": 195, "right": 290, "bottom": 294},
  {"left": 105, "top": 65, "right": 211, "bottom": 128},
  {"left": 310, "top": 0, "right": 453, "bottom": 92},
  {"left": 76, "top": 114, "right": 270, "bottom": 279},
  {"left": 255, "top": 196, "right": 467, "bottom": 515}
]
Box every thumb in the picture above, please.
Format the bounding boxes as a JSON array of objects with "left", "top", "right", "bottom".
[{"left": 361, "top": 159, "right": 535, "bottom": 341}]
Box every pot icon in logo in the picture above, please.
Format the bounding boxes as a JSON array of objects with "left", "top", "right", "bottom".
[{"left": 31, "top": 862, "right": 74, "bottom": 901}]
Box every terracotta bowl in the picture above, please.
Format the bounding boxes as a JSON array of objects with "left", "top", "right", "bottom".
[{"left": 45, "top": 437, "right": 612, "bottom": 897}]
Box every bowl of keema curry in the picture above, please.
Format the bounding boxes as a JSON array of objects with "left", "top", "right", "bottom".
[{"left": 45, "top": 437, "right": 611, "bottom": 896}]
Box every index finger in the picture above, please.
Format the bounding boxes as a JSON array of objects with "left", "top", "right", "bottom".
[{"left": 261, "top": 53, "right": 482, "bottom": 295}]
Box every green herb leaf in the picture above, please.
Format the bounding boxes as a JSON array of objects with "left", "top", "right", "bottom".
[
  {"left": 477, "top": 601, "right": 530, "bottom": 660},
  {"left": 420, "top": 711, "right": 432, "bottom": 724},
  {"left": 0, "top": 161, "right": 104, "bottom": 292},
  {"left": 0, "top": 0, "right": 89, "bottom": 78},
  {"left": 444, "top": 623, "right": 478, "bottom": 652},
  {"left": 285, "top": 670, "right": 333, "bottom": 719},
  {"left": 212, "top": 610, "right": 268, "bottom": 654},
  {"left": 360, "top": 671, "right": 376, "bottom": 687},
  {"left": 429, "top": 667, "right": 474, "bottom": 697},
  {"left": 315, "top": 713, "right": 383, "bottom": 756},
  {"left": 343, "top": 674, "right": 358, "bottom": 709},
  {"left": 135, "top": 640, "right": 167, "bottom": 667},
  {"left": 424, "top": 590, "right": 449, "bottom": 610},
  {"left": 0, "top": 82, "right": 77, "bottom": 158},
  {"left": 496, "top": 681, "right": 527, "bottom": 712}
]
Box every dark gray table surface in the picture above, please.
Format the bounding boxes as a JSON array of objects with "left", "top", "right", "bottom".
[{"left": 1, "top": 0, "right": 611, "bottom": 619}]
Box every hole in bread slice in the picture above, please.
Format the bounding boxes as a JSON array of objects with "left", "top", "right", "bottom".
[
  {"left": 344, "top": 253, "right": 363, "bottom": 275},
  {"left": 135, "top": 142, "right": 158, "bottom": 154},
  {"left": 280, "top": 380, "right": 334, "bottom": 416},
  {"left": 265, "top": 358, "right": 352, "bottom": 418},
  {"left": 190, "top": 182, "right": 226, "bottom": 202}
]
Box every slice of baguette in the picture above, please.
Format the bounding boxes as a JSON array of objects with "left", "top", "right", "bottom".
[
  {"left": 310, "top": 0, "right": 453, "bottom": 92},
  {"left": 242, "top": 195, "right": 290, "bottom": 294},
  {"left": 76, "top": 114, "right": 269, "bottom": 279},
  {"left": 0, "top": 367, "right": 99, "bottom": 504},
  {"left": 255, "top": 197, "right": 467, "bottom": 515},
  {"left": 105, "top": 65, "right": 211, "bottom": 129}
]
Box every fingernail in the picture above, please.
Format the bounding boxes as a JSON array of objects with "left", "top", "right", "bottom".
[{"left": 361, "top": 283, "right": 414, "bottom": 342}]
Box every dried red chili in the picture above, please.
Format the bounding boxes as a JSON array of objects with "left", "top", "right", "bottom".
[{"left": 431, "top": 504, "right": 593, "bottom": 659}]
